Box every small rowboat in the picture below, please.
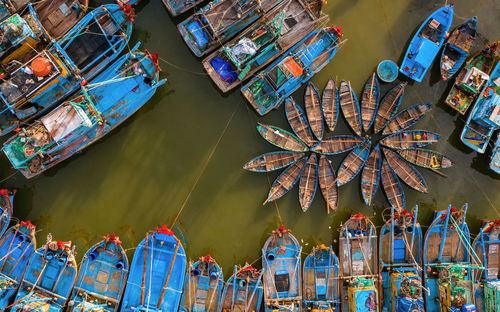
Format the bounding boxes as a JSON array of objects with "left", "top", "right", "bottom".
[
  {"left": 380, "top": 130, "right": 440, "bottom": 149},
  {"left": 298, "top": 154, "right": 318, "bottom": 212},
  {"left": 360, "top": 73, "right": 380, "bottom": 132},
  {"left": 337, "top": 142, "right": 371, "bottom": 186},
  {"left": 219, "top": 264, "right": 263, "bottom": 312},
  {"left": 374, "top": 82, "right": 407, "bottom": 133},
  {"left": 305, "top": 83, "right": 324, "bottom": 140},
  {"left": 381, "top": 159, "right": 405, "bottom": 210},
  {"left": 322, "top": 78, "right": 339, "bottom": 132},
  {"left": 383, "top": 148, "right": 428, "bottom": 193},
  {"left": 339, "top": 80, "right": 362, "bottom": 136},
  {"left": 0, "top": 189, "right": 14, "bottom": 237},
  {"left": 243, "top": 151, "right": 305, "bottom": 172},
  {"left": 361, "top": 144, "right": 382, "bottom": 206},
  {"left": 311, "top": 135, "right": 364, "bottom": 155},
  {"left": 318, "top": 155, "right": 338, "bottom": 214},
  {"left": 285, "top": 97, "right": 315, "bottom": 147},
  {"left": 264, "top": 157, "right": 306, "bottom": 204},
  {"left": 377, "top": 60, "right": 398, "bottom": 83},
  {"left": 257, "top": 124, "right": 309, "bottom": 152},
  {"left": 382, "top": 103, "right": 432, "bottom": 135},
  {"left": 396, "top": 148, "right": 453, "bottom": 169}
]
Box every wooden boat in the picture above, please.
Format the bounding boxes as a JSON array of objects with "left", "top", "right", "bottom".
[
  {"left": 162, "top": 0, "right": 205, "bottom": 16},
  {"left": 302, "top": 245, "right": 340, "bottom": 312},
  {"left": 298, "top": 153, "right": 318, "bottom": 212},
  {"left": 202, "top": 0, "right": 327, "bottom": 92},
  {"left": 0, "top": 221, "right": 36, "bottom": 310},
  {"left": 382, "top": 103, "right": 432, "bottom": 135},
  {"left": 379, "top": 207, "right": 424, "bottom": 312},
  {"left": 264, "top": 157, "right": 306, "bottom": 204},
  {"left": 0, "top": 189, "right": 14, "bottom": 237},
  {"left": 339, "top": 80, "right": 361, "bottom": 136},
  {"left": 318, "top": 155, "right": 338, "bottom": 214},
  {"left": 381, "top": 159, "right": 405, "bottom": 210},
  {"left": 0, "top": 0, "right": 28, "bottom": 23},
  {"left": 180, "top": 255, "right": 224, "bottom": 312},
  {"left": 3, "top": 47, "right": 165, "bottom": 179},
  {"left": 242, "top": 27, "right": 343, "bottom": 116},
  {"left": 285, "top": 97, "right": 315, "bottom": 147},
  {"left": 338, "top": 213, "right": 379, "bottom": 312},
  {"left": 397, "top": 148, "right": 453, "bottom": 169},
  {"left": 337, "top": 141, "right": 371, "bottom": 186},
  {"left": 373, "top": 82, "right": 407, "bottom": 133},
  {"left": 380, "top": 130, "right": 440, "bottom": 150},
  {"left": 400, "top": 4, "right": 454, "bottom": 82},
  {"left": 321, "top": 78, "right": 339, "bottom": 132},
  {"left": 244, "top": 151, "right": 305, "bottom": 172},
  {"left": 262, "top": 226, "right": 302, "bottom": 312},
  {"left": 360, "top": 73, "right": 380, "bottom": 132},
  {"left": 305, "top": 82, "right": 323, "bottom": 140},
  {"left": 121, "top": 225, "right": 187, "bottom": 312},
  {"left": 67, "top": 234, "right": 129, "bottom": 312},
  {"left": 440, "top": 17, "right": 477, "bottom": 80},
  {"left": 383, "top": 148, "right": 428, "bottom": 193},
  {"left": 490, "top": 135, "right": 500, "bottom": 174},
  {"left": 311, "top": 135, "right": 364, "bottom": 155},
  {"left": 219, "top": 264, "right": 263, "bottom": 312},
  {"left": 257, "top": 124, "right": 309, "bottom": 152},
  {"left": 11, "top": 235, "right": 77, "bottom": 312},
  {"left": 360, "top": 144, "right": 381, "bottom": 206}
]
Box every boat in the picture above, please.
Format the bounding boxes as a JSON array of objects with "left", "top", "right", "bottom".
[
  {"left": 257, "top": 123, "right": 309, "bottom": 152},
  {"left": 242, "top": 26, "right": 343, "bottom": 116},
  {"left": 67, "top": 234, "right": 129, "bottom": 312},
  {"left": 318, "top": 155, "right": 338, "bottom": 214},
  {"left": 243, "top": 151, "right": 305, "bottom": 172},
  {"left": 285, "top": 97, "right": 315, "bottom": 147},
  {"left": 0, "top": 221, "right": 36, "bottom": 310},
  {"left": 383, "top": 148, "right": 428, "bottom": 193},
  {"left": 381, "top": 159, "right": 405, "bottom": 210},
  {"left": 339, "top": 80, "right": 361, "bottom": 136},
  {"left": 305, "top": 82, "right": 323, "bottom": 140},
  {"left": 382, "top": 103, "right": 432, "bottom": 135},
  {"left": 397, "top": 148, "right": 453, "bottom": 169},
  {"left": 302, "top": 245, "right": 340, "bottom": 312},
  {"left": 321, "top": 78, "right": 338, "bottom": 132},
  {"left": 219, "top": 264, "right": 264, "bottom": 312},
  {"left": 373, "top": 82, "right": 407, "bottom": 134},
  {"left": 0, "top": 189, "right": 14, "bottom": 236},
  {"left": 337, "top": 141, "right": 371, "bottom": 186},
  {"left": 377, "top": 60, "right": 398, "bottom": 83},
  {"left": 400, "top": 4, "right": 454, "bottom": 82},
  {"left": 262, "top": 226, "right": 302, "bottom": 312},
  {"left": 264, "top": 157, "right": 306, "bottom": 204},
  {"left": 490, "top": 135, "right": 500, "bottom": 173},
  {"left": 360, "top": 73, "right": 379, "bottom": 132},
  {"left": 298, "top": 153, "right": 317, "bottom": 212},
  {"left": 360, "top": 144, "right": 381, "bottom": 206},
  {"left": 3, "top": 47, "right": 165, "bottom": 179},
  {"left": 311, "top": 135, "right": 364, "bottom": 155},
  {"left": 338, "top": 213, "right": 379, "bottom": 312},
  {"left": 162, "top": 0, "right": 205, "bottom": 17},
  {"left": 460, "top": 60, "right": 500, "bottom": 153},
  {"left": 379, "top": 206, "right": 424, "bottom": 312},
  {"left": 440, "top": 17, "right": 477, "bottom": 80},
  {"left": 445, "top": 41, "right": 499, "bottom": 114},
  {"left": 0, "top": 0, "right": 28, "bottom": 23},
  {"left": 11, "top": 234, "right": 77, "bottom": 312},
  {"left": 380, "top": 130, "right": 440, "bottom": 149},
  {"left": 121, "top": 225, "right": 187, "bottom": 312},
  {"left": 180, "top": 255, "right": 224, "bottom": 312},
  {"left": 202, "top": 0, "right": 327, "bottom": 92}
]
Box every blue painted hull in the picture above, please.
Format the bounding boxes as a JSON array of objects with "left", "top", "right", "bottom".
[
  {"left": 162, "top": 0, "right": 205, "bottom": 17},
  {"left": 0, "top": 189, "right": 14, "bottom": 237},
  {"left": 337, "top": 142, "right": 370, "bottom": 186},
  {"left": 490, "top": 135, "right": 500, "bottom": 173},
  {"left": 219, "top": 265, "right": 263, "bottom": 312}
]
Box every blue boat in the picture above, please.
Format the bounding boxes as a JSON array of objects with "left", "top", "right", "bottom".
[
  {"left": 490, "top": 135, "right": 500, "bottom": 173},
  {"left": 162, "top": 0, "right": 206, "bottom": 17},
  {"left": 242, "top": 27, "right": 343, "bottom": 116},
  {"left": 0, "top": 221, "right": 36, "bottom": 310},
  {"left": 120, "top": 225, "right": 187, "bottom": 312},
  {"left": 262, "top": 226, "right": 301, "bottom": 312},
  {"left": 400, "top": 4, "right": 454, "bottom": 82},
  {"left": 179, "top": 255, "right": 223, "bottom": 312},
  {"left": 11, "top": 235, "right": 77, "bottom": 312},
  {"left": 0, "top": 189, "right": 14, "bottom": 236},
  {"left": 337, "top": 141, "right": 370, "bottom": 186},
  {"left": 67, "top": 234, "right": 129, "bottom": 312},
  {"left": 2, "top": 46, "right": 165, "bottom": 179},
  {"left": 219, "top": 264, "right": 264, "bottom": 312},
  {"left": 302, "top": 245, "right": 340, "bottom": 312}
]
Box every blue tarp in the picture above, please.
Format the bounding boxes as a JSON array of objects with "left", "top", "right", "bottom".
[
  {"left": 187, "top": 21, "right": 209, "bottom": 48},
  {"left": 210, "top": 57, "right": 237, "bottom": 83}
]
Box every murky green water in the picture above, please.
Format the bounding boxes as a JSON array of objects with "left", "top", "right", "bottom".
[{"left": 3, "top": 0, "right": 500, "bottom": 271}]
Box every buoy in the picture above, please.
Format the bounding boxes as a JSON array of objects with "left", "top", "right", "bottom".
[
  {"left": 415, "top": 134, "right": 421, "bottom": 140},
  {"left": 31, "top": 57, "right": 52, "bottom": 77}
]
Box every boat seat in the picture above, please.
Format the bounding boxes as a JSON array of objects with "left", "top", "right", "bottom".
[{"left": 274, "top": 272, "right": 290, "bottom": 293}]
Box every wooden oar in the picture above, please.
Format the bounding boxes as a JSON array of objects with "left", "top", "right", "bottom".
[
  {"left": 140, "top": 233, "right": 149, "bottom": 306},
  {"left": 157, "top": 239, "right": 181, "bottom": 308}
]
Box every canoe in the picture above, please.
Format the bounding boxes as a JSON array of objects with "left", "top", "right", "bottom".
[
  {"left": 0, "top": 221, "right": 36, "bottom": 310},
  {"left": 180, "top": 255, "right": 224, "bottom": 312},
  {"left": 490, "top": 135, "right": 500, "bottom": 174},
  {"left": 305, "top": 82, "right": 324, "bottom": 140},
  {"left": 219, "top": 264, "right": 263, "bottom": 312},
  {"left": 400, "top": 4, "right": 454, "bottom": 82},
  {"left": 360, "top": 144, "right": 381, "bottom": 206},
  {"left": 67, "top": 234, "right": 129, "bottom": 312},
  {"left": 285, "top": 97, "right": 316, "bottom": 147},
  {"left": 397, "top": 148, "right": 453, "bottom": 169},
  {"left": 321, "top": 78, "right": 339, "bottom": 132},
  {"left": 162, "top": 0, "right": 205, "bottom": 16},
  {"left": 3, "top": 47, "right": 165, "bottom": 179},
  {"left": 380, "top": 130, "right": 440, "bottom": 150},
  {"left": 373, "top": 82, "right": 407, "bottom": 133},
  {"left": 11, "top": 235, "right": 77, "bottom": 312},
  {"left": 381, "top": 159, "right": 405, "bottom": 210},
  {"left": 360, "top": 73, "right": 380, "bottom": 132},
  {"left": 243, "top": 151, "right": 305, "bottom": 172},
  {"left": 298, "top": 154, "right": 318, "bottom": 212},
  {"left": 383, "top": 148, "right": 428, "bottom": 193},
  {"left": 264, "top": 157, "right": 306, "bottom": 204},
  {"left": 318, "top": 155, "right": 338, "bottom": 214},
  {"left": 339, "top": 80, "right": 361, "bottom": 136},
  {"left": 121, "top": 225, "right": 187, "bottom": 312},
  {"left": 303, "top": 245, "right": 340, "bottom": 312},
  {"left": 257, "top": 124, "right": 309, "bottom": 152},
  {"left": 242, "top": 27, "right": 342, "bottom": 116},
  {"left": 382, "top": 103, "right": 432, "bottom": 135},
  {"left": 440, "top": 17, "right": 477, "bottom": 80},
  {"left": 337, "top": 141, "right": 371, "bottom": 186},
  {"left": 262, "top": 226, "right": 302, "bottom": 312},
  {"left": 311, "top": 135, "right": 364, "bottom": 155},
  {"left": 0, "top": 189, "right": 14, "bottom": 237}
]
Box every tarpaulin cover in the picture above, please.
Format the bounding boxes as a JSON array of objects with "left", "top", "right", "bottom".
[
  {"left": 283, "top": 57, "right": 303, "bottom": 78},
  {"left": 210, "top": 57, "right": 237, "bottom": 83},
  {"left": 397, "top": 297, "right": 424, "bottom": 312},
  {"left": 187, "top": 21, "right": 209, "bottom": 48}
]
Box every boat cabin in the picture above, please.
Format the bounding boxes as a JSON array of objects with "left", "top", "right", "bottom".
[
  {"left": 458, "top": 66, "right": 490, "bottom": 94},
  {"left": 474, "top": 94, "right": 500, "bottom": 129}
]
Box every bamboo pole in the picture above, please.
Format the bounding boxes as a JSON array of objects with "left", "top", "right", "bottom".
[
  {"left": 157, "top": 239, "right": 181, "bottom": 308},
  {"left": 140, "top": 233, "right": 149, "bottom": 306}
]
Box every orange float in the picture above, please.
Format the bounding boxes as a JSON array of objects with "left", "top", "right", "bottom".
[{"left": 31, "top": 57, "right": 51, "bottom": 77}]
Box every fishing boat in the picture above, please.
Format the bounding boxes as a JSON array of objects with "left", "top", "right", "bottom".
[
  {"left": 219, "top": 264, "right": 264, "bottom": 312},
  {"left": 0, "top": 189, "right": 14, "bottom": 236},
  {"left": 361, "top": 144, "right": 381, "bottom": 206},
  {"left": 373, "top": 82, "right": 406, "bottom": 134},
  {"left": 0, "top": 0, "right": 28, "bottom": 23},
  {"left": 305, "top": 82, "right": 323, "bottom": 140},
  {"left": 383, "top": 148, "right": 428, "bottom": 193},
  {"left": 321, "top": 78, "right": 338, "bottom": 132},
  {"left": 67, "top": 234, "right": 129, "bottom": 312},
  {"left": 360, "top": 73, "right": 379, "bottom": 132},
  {"left": 11, "top": 235, "right": 77, "bottom": 312},
  {"left": 397, "top": 148, "right": 453, "bottom": 169},
  {"left": 302, "top": 245, "right": 340, "bottom": 312},
  {"left": 298, "top": 153, "right": 317, "bottom": 212},
  {"left": 318, "top": 155, "right": 338, "bottom": 214},
  {"left": 400, "top": 4, "right": 454, "bottom": 82},
  {"left": 379, "top": 207, "right": 424, "bottom": 312},
  {"left": 180, "top": 255, "right": 224, "bottom": 312},
  {"left": 0, "top": 221, "right": 36, "bottom": 310},
  {"left": 338, "top": 213, "right": 379, "bottom": 312},
  {"left": 380, "top": 130, "right": 440, "bottom": 149},
  {"left": 440, "top": 17, "right": 477, "bottom": 80},
  {"left": 382, "top": 103, "right": 432, "bottom": 135},
  {"left": 311, "top": 135, "right": 364, "bottom": 155},
  {"left": 339, "top": 80, "right": 361, "bottom": 136},
  {"left": 162, "top": 0, "right": 205, "bottom": 16},
  {"left": 3, "top": 47, "right": 165, "bottom": 179},
  {"left": 121, "top": 225, "right": 187, "bottom": 312},
  {"left": 242, "top": 26, "right": 343, "bottom": 116},
  {"left": 203, "top": 0, "right": 327, "bottom": 92},
  {"left": 257, "top": 123, "right": 309, "bottom": 152},
  {"left": 262, "top": 226, "right": 301, "bottom": 312},
  {"left": 243, "top": 151, "right": 305, "bottom": 172},
  {"left": 490, "top": 135, "right": 500, "bottom": 173},
  {"left": 337, "top": 141, "right": 370, "bottom": 186},
  {"left": 381, "top": 159, "right": 405, "bottom": 210},
  {"left": 263, "top": 157, "right": 306, "bottom": 204},
  {"left": 285, "top": 97, "right": 315, "bottom": 147}
]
